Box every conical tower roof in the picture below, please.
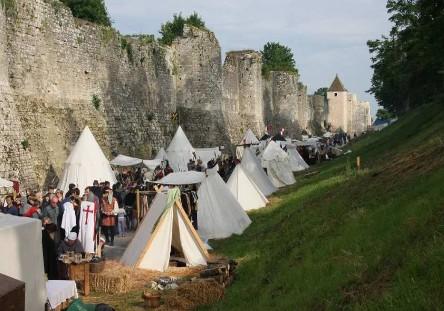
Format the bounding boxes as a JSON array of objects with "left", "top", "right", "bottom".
[{"left": 328, "top": 74, "right": 347, "bottom": 92}]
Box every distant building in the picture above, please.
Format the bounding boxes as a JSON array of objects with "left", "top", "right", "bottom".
[{"left": 326, "top": 75, "right": 372, "bottom": 135}]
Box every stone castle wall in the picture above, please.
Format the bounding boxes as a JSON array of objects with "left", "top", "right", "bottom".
[
  {"left": 222, "top": 50, "right": 264, "bottom": 144},
  {"left": 0, "top": 0, "right": 327, "bottom": 188}
]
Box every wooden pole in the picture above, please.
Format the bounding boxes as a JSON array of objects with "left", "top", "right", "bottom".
[
  {"left": 136, "top": 189, "right": 140, "bottom": 224},
  {"left": 356, "top": 156, "right": 361, "bottom": 171}
]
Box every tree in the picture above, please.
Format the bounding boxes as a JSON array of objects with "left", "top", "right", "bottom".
[
  {"left": 61, "top": 0, "right": 111, "bottom": 26},
  {"left": 261, "top": 42, "right": 298, "bottom": 77},
  {"left": 159, "top": 12, "right": 205, "bottom": 46},
  {"left": 376, "top": 108, "right": 395, "bottom": 120},
  {"left": 314, "top": 87, "right": 328, "bottom": 97},
  {"left": 368, "top": 0, "right": 444, "bottom": 114}
]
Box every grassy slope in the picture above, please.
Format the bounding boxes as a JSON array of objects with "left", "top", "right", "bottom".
[{"left": 202, "top": 103, "right": 444, "bottom": 310}]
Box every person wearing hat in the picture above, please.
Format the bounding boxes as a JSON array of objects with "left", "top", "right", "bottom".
[{"left": 57, "top": 232, "right": 84, "bottom": 256}]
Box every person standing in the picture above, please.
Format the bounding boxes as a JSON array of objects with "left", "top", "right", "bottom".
[
  {"left": 1, "top": 196, "right": 19, "bottom": 216},
  {"left": 101, "top": 188, "right": 118, "bottom": 246},
  {"left": 43, "top": 197, "right": 60, "bottom": 227}
]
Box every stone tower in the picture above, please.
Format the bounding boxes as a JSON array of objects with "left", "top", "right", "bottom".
[{"left": 326, "top": 74, "right": 348, "bottom": 132}]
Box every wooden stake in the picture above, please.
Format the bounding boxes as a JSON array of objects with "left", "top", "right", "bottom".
[
  {"left": 136, "top": 189, "right": 140, "bottom": 223},
  {"left": 356, "top": 156, "right": 361, "bottom": 171}
]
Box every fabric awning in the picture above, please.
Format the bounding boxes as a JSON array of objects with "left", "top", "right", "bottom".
[
  {"left": 110, "top": 154, "right": 143, "bottom": 166},
  {"left": 151, "top": 171, "right": 206, "bottom": 185}
]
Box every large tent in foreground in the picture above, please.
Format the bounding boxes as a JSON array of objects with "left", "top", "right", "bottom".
[
  {"left": 240, "top": 147, "right": 277, "bottom": 196},
  {"left": 166, "top": 126, "right": 195, "bottom": 172},
  {"left": 120, "top": 190, "right": 208, "bottom": 272},
  {"left": 0, "top": 214, "right": 46, "bottom": 311},
  {"left": 227, "top": 165, "right": 268, "bottom": 211},
  {"left": 261, "top": 141, "right": 296, "bottom": 188},
  {"left": 197, "top": 168, "right": 251, "bottom": 240},
  {"left": 153, "top": 169, "right": 251, "bottom": 240},
  {"left": 58, "top": 127, "right": 116, "bottom": 193}
]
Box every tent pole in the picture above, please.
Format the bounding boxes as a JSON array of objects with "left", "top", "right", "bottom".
[{"left": 136, "top": 189, "right": 140, "bottom": 225}]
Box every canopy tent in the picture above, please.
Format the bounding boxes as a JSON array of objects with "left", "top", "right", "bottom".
[
  {"left": 143, "top": 159, "right": 162, "bottom": 170},
  {"left": 287, "top": 147, "right": 309, "bottom": 172},
  {"left": 120, "top": 190, "right": 208, "bottom": 272},
  {"left": 0, "top": 214, "right": 46, "bottom": 311},
  {"left": 240, "top": 129, "right": 259, "bottom": 145},
  {"left": 195, "top": 147, "right": 221, "bottom": 165},
  {"left": 261, "top": 141, "right": 296, "bottom": 188},
  {"left": 240, "top": 147, "right": 277, "bottom": 196},
  {"left": 197, "top": 168, "right": 251, "bottom": 240},
  {"left": 110, "top": 154, "right": 143, "bottom": 167},
  {"left": 227, "top": 165, "right": 268, "bottom": 211},
  {"left": 0, "top": 177, "right": 13, "bottom": 187},
  {"left": 155, "top": 148, "right": 168, "bottom": 160},
  {"left": 58, "top": 127, "right": 116, "bottom": 193},
  {"left": 166, "top": 126, "right": 195, "bottom": 172},
  {"left": 153, "top": 171, "right": 206, "bottom": 185}
]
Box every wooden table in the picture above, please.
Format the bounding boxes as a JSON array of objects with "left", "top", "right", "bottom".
[{"left": 67, "top": 262, "right": 90, "bottom": 296}]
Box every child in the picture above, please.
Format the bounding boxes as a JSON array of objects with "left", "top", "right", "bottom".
[{"left": 117, "top": 206, "right": 127, "bottom": 237}]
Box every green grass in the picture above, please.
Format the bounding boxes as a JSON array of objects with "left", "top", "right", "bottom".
[{"left": 201, "top": 103, "right": 444, "bottom": 310}]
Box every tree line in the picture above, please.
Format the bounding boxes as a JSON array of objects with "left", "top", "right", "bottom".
[{"left": 368, "top": 0, "right": 444, "bottom": 114}]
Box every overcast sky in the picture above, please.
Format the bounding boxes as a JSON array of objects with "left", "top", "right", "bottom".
[{"left": 105, "top": 0, "right": 391, "bottom": 117}]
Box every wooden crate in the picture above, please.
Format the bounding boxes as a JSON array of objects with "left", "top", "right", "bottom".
[{"left": 0, "top": 273, "right": 25, "bottom": 311}]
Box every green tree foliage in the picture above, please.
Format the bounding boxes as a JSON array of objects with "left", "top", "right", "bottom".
[
  {"left": 368, "top": 0, "right": 444, "bottom": 114},
  {"left": 376, "top": 108, "right": 395, "bottom": 120},
  {"left": 159, "top": 12, "right": 205, "bottom": 46},
  {"left": 314, "top": 87, "right": 328, "bottom": 97},
  {"left": 261, "top": 42, "right": 298, "bottom": 77},
  {"left": 61, "top": 0, "right": 111, "bottom": 26}
]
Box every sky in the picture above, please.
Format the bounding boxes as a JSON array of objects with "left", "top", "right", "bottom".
[{"left": 104, "top": 0, "right": 392, "bottom": 117}]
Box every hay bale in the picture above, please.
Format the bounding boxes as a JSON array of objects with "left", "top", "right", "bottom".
[{"left": 90, "top": 272, "right": 130, "bottom": 294}]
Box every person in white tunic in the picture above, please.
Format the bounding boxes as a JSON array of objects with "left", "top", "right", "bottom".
[
  {"left": 78, "top": 200, "right": 96, "bottom": 254},
  {"left": 61, "top": 197, "right": 77, "bottom": 237}
]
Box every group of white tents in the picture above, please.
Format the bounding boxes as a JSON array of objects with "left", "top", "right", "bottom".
[{"left": 54, "top": 125, "right": 309, "bottom": 272}]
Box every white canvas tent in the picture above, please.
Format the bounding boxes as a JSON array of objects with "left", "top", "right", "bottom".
[
  {"left": 110, "top": 154, "right": 143, "bottom": 166},
  {"left": 0, "top": 214, "right": 46, "bottom": 311},
  {"left": 58, "top": 127, "right": 117, "bottom": 193},
  {"left": 154, "top": 171, "right": 206, "bottom": 185},
  {"left": 197, "top": 168, "right": 252, "bottom": 240},
  {"left": 240, "top": 129, "right": 259, "bottom": 145},
  {"left": 155, "top": 148, "right": 168, "bottom": 160},
  {"left": 287, "top": 147, "right": 309, "bottom": 172},
  {"left": 261, "top": 141, "right": 296, "bottom": 188},
  {"left": 0, "top": 177, "right": 13, "bottom": 188},
  {"left": 227, "top": 165, "right": 268, "bottom": 211},
  {"left": 121, "top": 190, "right": 208, "bottom": 272},
  {"left": 166, "top": 126, "right": 195, "bottom": 172},
  {"left": 195, "top": 147, "right": 221, "bottom": 165},
  {"left": 240, "top": 148, "right": 277, "bottom": 196},
  {"left": 143, "top": 159, "right": 162, "bottom": 170}
]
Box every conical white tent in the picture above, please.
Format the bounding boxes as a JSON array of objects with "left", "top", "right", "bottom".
[
  {"left": 110, "top": 154, "right": 142, "bottom": 166},
  {"left": 240, "top": 129, "right": 259, "bottom": 145},
  {"left": 240, "top": 148, "right": 277, "bottom": 196},
  {"left": 155, "top": 147, "right": 168, "bottom": 160},
  {"left": 166, "top": 126, "right": 195, "bottom": 172},
  {"left": 227, "top": 165, "right": 268, "bottom": 211},
  {"left": 197, "top": 168, "right": 252, "bottom": 240},
  {"left": 287, "top": 147, "right": 309, "bottom": 172},
  {"left": 195, "top": 147, "right": 221, "bottom": 165},
  {"left": 58, "top": 127, "right": 116, "bottom": 193},
  {"left": 120, "top": 190, "right": 208, "bottom": 272},
  {"left": 261, "top": 141, "right": 296, "bottom": 188}
]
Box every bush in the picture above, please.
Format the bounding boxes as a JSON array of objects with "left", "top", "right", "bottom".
[
  {"left": 91, "top": 94, "right": 101, "bottom": 110},
  {"left": 261, "top": 42, "right": 298, "bottom": 77},
  {"left": 61, "top": 0, "right": 111, "bottom": 26},
  {"left": 159, "top": 12, "right": 205, "bottom": 45}
]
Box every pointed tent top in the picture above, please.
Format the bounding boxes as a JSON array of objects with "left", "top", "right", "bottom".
[
  {"left": 167, "top": 126, "right": 194, "bottom": 152},
  {"left": 240, "top": 129, "right": 259, "bottom": 145},
  {"left": 328, "top": 74, "right": 347, "bottom": 92}
]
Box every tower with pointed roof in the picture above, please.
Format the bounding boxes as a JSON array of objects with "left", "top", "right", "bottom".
[{"left": 327, "top": 74, "right": 349, "bottom": 132}]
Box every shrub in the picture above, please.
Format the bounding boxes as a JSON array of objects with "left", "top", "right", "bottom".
[
  {"left": 159, "top": 12, "right": 205, "bottom": 46},
  {"left": 91, "top": 94, "right": 101, "bottom": 110},
  {"left": 261, "top": 42, "right": 298, "bottom": 77},
  {"left": 60, "top": 0, "right": 111, "bottom": 26}
]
